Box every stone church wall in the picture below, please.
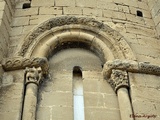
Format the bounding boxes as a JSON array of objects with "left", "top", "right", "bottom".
[
  {"left": 0, "top": 0, "right": 160, "bottom": 120},
  {"left": 148, "top": 0, "right": 160, "bottom": 37},
  {"left": 0, "top": 0, "right": 15, "bottom": 61}
]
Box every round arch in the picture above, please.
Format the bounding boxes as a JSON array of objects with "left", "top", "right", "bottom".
[{"left": 18, "top": 16, "right": 136, "bottom": 63}]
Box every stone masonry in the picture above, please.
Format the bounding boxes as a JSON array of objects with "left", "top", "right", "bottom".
[{"left": 0, "top": 0, "right": 160, "bottom": 120}]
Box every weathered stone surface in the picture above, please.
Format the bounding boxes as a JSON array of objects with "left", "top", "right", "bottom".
[
  {"left": 36, "top": 107, "right": 50, "bottom": 120},
  {"left": 63, "top": 7, "right": 82, "bottom": 15},
  {"left": 55, "top": 0, "right": 75, "bottom": 6},
  {"left": 85, "top": 108, "right": 121, "bottom": 120},
  {"left": 31, "top": 0, "right": 55, "bottom": 6},
  {"left": 103, "top": 10, "right": 126, "bottom": 20},
  {"left": 0, "top": 0, "right": 160, "bottom": 120},
  {"left": 84, "top": 93, "right": 104, "bottom": 107},
  {"left": 83, "top": 8, "right": 102, "bottom": 17},
  {"left": 125, "top": 24, "right": 156, "bottom": 37},
  {"left": 76, "top": 0, "right": 97, "bottom": 8},
  {"left": 11, "top": 16, "right": 29, "bottom": 27},
  {"left": 14, "top": 8, "right": 39, "bottom": 17},
  {"left": 52, "top": 107, "right": 73, "bottom": 120},
  {"left": 39, "top": 7, "right": 62, "bottom": 15}
]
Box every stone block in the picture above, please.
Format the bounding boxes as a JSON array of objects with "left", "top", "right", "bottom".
[
  {"left": 138, "top": 1, "right": 149, "bottom": 10},
  {"left": 129, "top": 6, "right": 151, "bottom": 18},
  {"left": 136, "top": 35, "right": 159, "bottom": 49},
  {"left": 0, "top": 20, "right": 9, "bottom": 41},
  {"left": 83, "top": 8, "right": 102, "bottom": 17},
  {"left": 84, "top": 93, "right": 103, "bottom": 107},
  {"left": 22, "top": 25, "right": 35, "bottom": 34},
  {"left": 2, "top": 73, "right": 13, "bottom": 86},
  {"left": 0, "top": 32, "right": 7, "bottom": 52},
  {"left": 103, "top": 10, "right": 126, "bottom": 20},
  {"left": 39, "top": 92, "right": 73, "bottom": 106},
  {"left": 118, "top": 5, "right": 129, "bottom": 13},
  {"left": 10, "top": 26, "right": 23, "bottom": 36},
  {"left": 2, "top": 11, "right": 10, "bottom": 32},
  {"left": 14, "top": 7, "right": 38, "bottom": 17},
  {"left": 113, "top": 0, "right": 138, "bottom": 7},
  {"left": 151, "top": 0, "right": 160, "bottom": 17},
  {"left": 143, "top": 10, "right": 152, "bottom": 18},
  {"left": 55, "top": 0, "right": 75, "bottom": 6},
  {"left": 0, "top": 10, "right": 4, "bottom": 19},
  {"left": 136, "top": 54, "right": 160, "bottom": 65},
  {"left": 97, "top": 1, "right": 118, "bottom": 11},
  {"left": 82, "top": 71, "right": 103, "bottom": 80},
  {"left": 4, "top": 2, "right": 12, "bottom": 23},
  {"left": 83, "top": 79, "right": 115, "bottom": 94},
  {"left": 130, "top": 43, "right": 160, "bottom": 58},
  {"left": 104, "top": 94, "right": 119, "bottom": 109},
  {"left": 123, "top": 33, "right": 138, "bottom": 44},
  {"left": 126, "top": 14, "right": 145, "bottom": 25},
  {"left": 11, "top": 17, "right": 29, "bottom": 27},
  {"left": 148, "top": 0, "right": 157, "bottom": 10},
  {"left": 51, "top": 78, "right": 72, "bottom": 92},
  {"left": 125, "top": 24, "right": 156, "bottom": 37},
  {"left": 76, "top": 0, "right": 97, "bottom": 8},
  {"left": 0, "top": 1, "right": 5, "bottom": 10},
  {"left": 132, "top": 100, "right": 158, "bottom": 120},
  {"left": 39, "top": 7, "right": 62, "bottom": 15},
  {"left": 0, "top": 111, "right": 21, "bottom": 120},
  {"left": 130, "top": 85, "right": 160, "bottom": 103},
  {"left": 153, "top": 13, "right": 160, "bottom": 26},
  {"left": 36, "top": 107, "right": 51, "bottom": 120},
  {"left": 29, "top": 15, "right": 56, "bottom": 25},
  {"left": 31, "top": 0, "right": 55, "bottom": 6},
  {"left": 144, "top": 18, "right": 155, "bottom": 27},
  {"left": 63, "top": 7, "right": 82, "bottom": 15},
  {"left": 85, "top": 108, "right": 121, "bottom": 120},
  {"left": 52, "top": 106, "right": 73, "bottom": 120},
  {"left": 156, "top": 23, "right": 160, "bottom": 37}
]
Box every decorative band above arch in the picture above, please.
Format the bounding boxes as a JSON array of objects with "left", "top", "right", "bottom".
[{"left": 18, "top": 16, "right": 136, "bottom": 61}]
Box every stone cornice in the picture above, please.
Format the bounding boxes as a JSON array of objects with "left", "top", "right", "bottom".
[
  {"left": 103, "top": 59, "right": 160, "bottom": 79},
  {"left": 2, "top": 57, "right": 49, "bottom": 75}
]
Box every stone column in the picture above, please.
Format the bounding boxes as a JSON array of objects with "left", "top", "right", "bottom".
[
  {"left": 22, "top": 67, "right": 43, "bottom": 120},
  {"left": 108, "top": 70, "right": 134, "bottom": 120}
]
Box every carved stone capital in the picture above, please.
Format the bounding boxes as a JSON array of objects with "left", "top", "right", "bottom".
[
  {"left": 25, "top": 67, "right": 43, "bottom": 85},
  {"left": 108, "top": 69, "right": 129, "bottom": 93}
]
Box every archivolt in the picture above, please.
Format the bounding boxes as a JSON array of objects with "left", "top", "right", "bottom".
[{"left": 18, "top": 16, "right": 136, "bottom": 63}]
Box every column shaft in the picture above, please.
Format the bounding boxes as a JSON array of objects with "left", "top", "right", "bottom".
[
  {"left": 22, "top": 84, "right": 38, "bottom": 120},
  {"left": 117, "top": 88, "right": 134, "bottom": 120}
]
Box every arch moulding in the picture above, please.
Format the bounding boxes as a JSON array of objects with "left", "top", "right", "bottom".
[
  {"left": 18, "top": 16, "right": 136, "bottom": 61},
  {"left": 2, "top": 16, "right": 139, "bottom": 74}
]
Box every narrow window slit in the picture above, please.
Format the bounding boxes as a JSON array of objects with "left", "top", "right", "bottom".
[
  {"left": 137, "top": 10, "right": 143, "bottom": 17},
  {"left": 73, "top": 66, "right": 85, "bottom": 120},
  {"left": 22, "top": 3, "right": 31, "bottom": 9}
]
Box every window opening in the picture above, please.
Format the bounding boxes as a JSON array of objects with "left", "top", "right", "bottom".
[
  {"left": 73, "top": 66, "right": 85, "bottom": 120},
  {"left": 137, "top": 10, "right": 143, "bottom": 17},
  {"left": 22, "top": 3, "right": 31, "bottom": 9}
]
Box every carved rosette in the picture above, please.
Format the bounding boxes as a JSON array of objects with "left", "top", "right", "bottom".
[
  {"left": 108, "top": 69, "right": 129, "bottom": 93},
  {"left": 25, "top": 67, "right": 43, "bottom": 86}
]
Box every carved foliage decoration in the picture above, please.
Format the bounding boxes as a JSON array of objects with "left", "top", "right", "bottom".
[
  {"left": 18, "top": 16, "right": 135, "bottom": 61},
  {"left": 107, "top": 69, "right": 129, "bottom": 93},
  {"left": 25, "top": 67, "right": 43, "bottom": 85},
  {"left": 19, "top": 16, "right": 103, "bottom": 56}
]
